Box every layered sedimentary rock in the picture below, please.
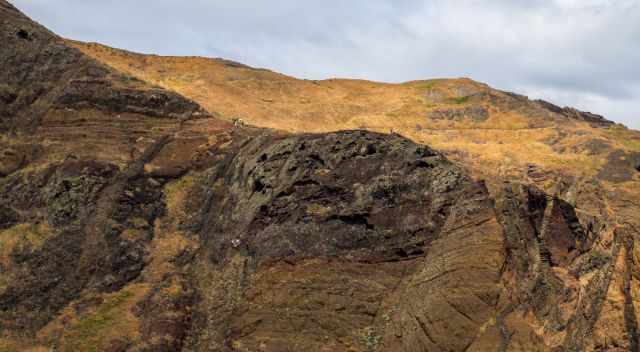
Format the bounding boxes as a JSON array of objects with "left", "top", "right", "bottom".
[{"left": 1, "top": 1, "right": 640, "bottom": 351}]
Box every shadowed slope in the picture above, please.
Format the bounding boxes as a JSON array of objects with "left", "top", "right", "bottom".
[{"left": 0, "top": 0, "right": 215, "bottom": 173}]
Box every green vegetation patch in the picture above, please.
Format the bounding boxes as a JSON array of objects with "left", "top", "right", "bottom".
[
  {"left": 446, "top": 95, "right": 471, "bottom": 104},
  {"left": 621, "top": 138, "right": 640, "bottom": 151},
  {"left": 361, "top": 327, "right": 382, "bottom": 351},
  {"left": 61, "top": 290, "right": 135, "bottom": 352},
  {"left": 0, "top": 223, "right": 53, "bottom": 266},
  {"left": 0, "top": 339, "right": 17, "bottom": 352},
  {"left": 589, "top": 249, "right": 611, "bottom": 262},
  {"left": 413, "top": 79, "right": 444, "bottom": 92},
  {"left": 605, "top": 124, "right": 640, "bottom": 152},
  {"left": 164, "top": 173, "right": 199, "bottom": 218}
]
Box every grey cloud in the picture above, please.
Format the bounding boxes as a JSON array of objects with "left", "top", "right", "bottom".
[{"left": 11, "top": 0, "right": 640, "bottom": 129}]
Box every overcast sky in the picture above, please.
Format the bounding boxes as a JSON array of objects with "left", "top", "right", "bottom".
[{"left": 12, "top": 0, "right": 640, "bottom": 129}]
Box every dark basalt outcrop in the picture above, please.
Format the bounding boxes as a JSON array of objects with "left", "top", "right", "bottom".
[
  {"left": 535, "top": 99, "right": 614, "bottom": 126},
  {"left": 424, "top": 87, "right": 614, "bottom": 127},
  {"left": 1, "top": 125, "right": 621, "bottom": 351},
  {"left": 428, "top": 106, "right": 489, "bottom": 122},
  {"left": 597, "top": 149, "right": 640, "bottom": 182},
  {"left": 492, "top": 90, "right": 615, "bottom": 126},
  {"left": 55, "top": 77, "right": 205, "bottom": 119},
  {"left": 497, "top": 92, "right": 614, "bottom": 126},
  {"left": 198, "top": 130, "right": 467, "bottom": 263},
  {"left": 0, "top": 0, "right": 206, "bottom": 134},
  {"left": 0, "top": 126, "right": 503, "bottom": 350}
]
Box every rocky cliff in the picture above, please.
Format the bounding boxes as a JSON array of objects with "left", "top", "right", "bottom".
[{"left": 1, "top": 1, "right": 640, "bottom": 351}]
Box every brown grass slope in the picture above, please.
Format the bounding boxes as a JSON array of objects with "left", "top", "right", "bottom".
[
  {"left": 69, "top": 40, "right": 640, "bottom": 185},
  {"left": 2, "top": 0, "right": 640, "bottom": 351}
]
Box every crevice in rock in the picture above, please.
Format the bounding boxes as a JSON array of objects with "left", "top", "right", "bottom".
[
  {"left": 308, "top": 153, "right": 325, "bottom": 166},
  {"left": 410, "top": 311, "right": 438, "bottom": 347},
  {"left": 291, "top": 179, "right": 319, "bottom": 188},
  {"left": 562, "top": 232, "right": 622, "bottom": 351},
  {"left": 623, "top": 233, "right": 640, "bottom": 351},
  {"left": 496, "top": 303, "right": 516, "bottom": 352},
  {"left": 16, "top": 28, "right": 31, "bottom": 40},
  {"left": 329, "top": 213, "right": 374, "bottom": 230},
  {"left": 252, "top": 178, "right": 265, "bottom": 193}
]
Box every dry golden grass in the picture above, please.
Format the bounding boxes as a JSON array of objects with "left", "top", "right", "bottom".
[
  {"left": 0, "top": 339, "right": 47, "bottom": 352},
  {"left": 139, "top": 174, "right": 200, "bottom": 278},
  {"left": 164, "top": 173, "right": 198, "bottom": 220},
  {"left": 11, "top": 173, "right": 203, "bottom": 351},
  {"left": 66, "top": 38, "right": 640, "bottom": 224},
  {"left": 68, "top": 39, "right": 640, "bottom": 187},
  {"left": 1, "top": 284, "right": 148, "bottom": 352},
  {"left": 36, "top": 284, "right": 149, "bottom": 352},
  {"left": 68, "top": 40, "right": 498, "bottom": 132},
  {"left": 0, "top": 223, "right": 54, "bottom": 267}
]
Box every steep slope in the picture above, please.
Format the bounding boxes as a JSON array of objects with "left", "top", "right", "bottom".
[
  {"left": 67, "top": 41, "right": 613, "bottom": 129},
  {"left": 1, "top": 2, "right": 640, "bottom": 352},
  {"left": 0, "top": 1, "right": 229, "bottom": 349},
  {"left": 0, "top": 0, "right": 213, "bottom": 173}
]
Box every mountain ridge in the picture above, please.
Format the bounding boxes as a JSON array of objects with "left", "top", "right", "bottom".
[
  {"left": 2, "top": 1, "right": 640, "bottom": 351},
  {"left": 67, "top": 38, "right": 640, "bottom": 191},
  {"left": 61, "top": 39, "right": 624, "bottom": 130},
  {"left": 67, "top": 39, "right": 617, "bottom": 127}
]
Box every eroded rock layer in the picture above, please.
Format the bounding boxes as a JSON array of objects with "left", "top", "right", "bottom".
[{"left": 1, "top": 1, "right": 640, "bottom": 351}]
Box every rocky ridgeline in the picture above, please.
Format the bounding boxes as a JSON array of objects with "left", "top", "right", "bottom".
[
  {"left": 534, "top": 99, "right": 614, "bottom": 126},
  {"left": 420, "top": 84, "right": 615, "bottom": 128},
  {"left": 0, "top": 0, "right": 207, "bottom": 134}
]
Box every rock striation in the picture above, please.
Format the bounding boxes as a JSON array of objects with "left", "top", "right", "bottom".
[{"left": 1, "top": 1, "right": 639, "bottom": 351}]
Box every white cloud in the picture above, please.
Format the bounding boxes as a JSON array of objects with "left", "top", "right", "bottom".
[{"left": 11, "top": 0, "right": 640, "bottom": 129}]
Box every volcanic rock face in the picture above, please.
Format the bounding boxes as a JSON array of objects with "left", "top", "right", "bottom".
[
  {"left": 180, "top": 130, "right": 503, "bottom": 351},
  {"left": 0, "top": 125, "right": 629, "bottom": 351},
  {"left": 0, "top": 1, "right": 204, "bottom": 134},
  {"left": 534, "top": 99, "right": 613, "bottom": 126},
  {"left": 428, "top": 105, "right": 490, "bottom": 122},
  {"left": 0, "top": 124, "right": 507, "bottom": 351},
  {"left": 0, "top": 0, "right": 209, "bottom": 174},
  {"left": 2, "top": 1, "right": 640, "bottom": 352}
]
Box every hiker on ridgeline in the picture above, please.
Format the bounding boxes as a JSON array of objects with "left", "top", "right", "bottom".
[{"left": 233, "top": 118, "right": 245, "bottom": 128}]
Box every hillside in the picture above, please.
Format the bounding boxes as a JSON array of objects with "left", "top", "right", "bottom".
[
  {"left": 69, "top": 40, "right": 640, "bottom": 185},
  {"left": 2, "top": 1, "right": 640, "bottom": 351}
]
